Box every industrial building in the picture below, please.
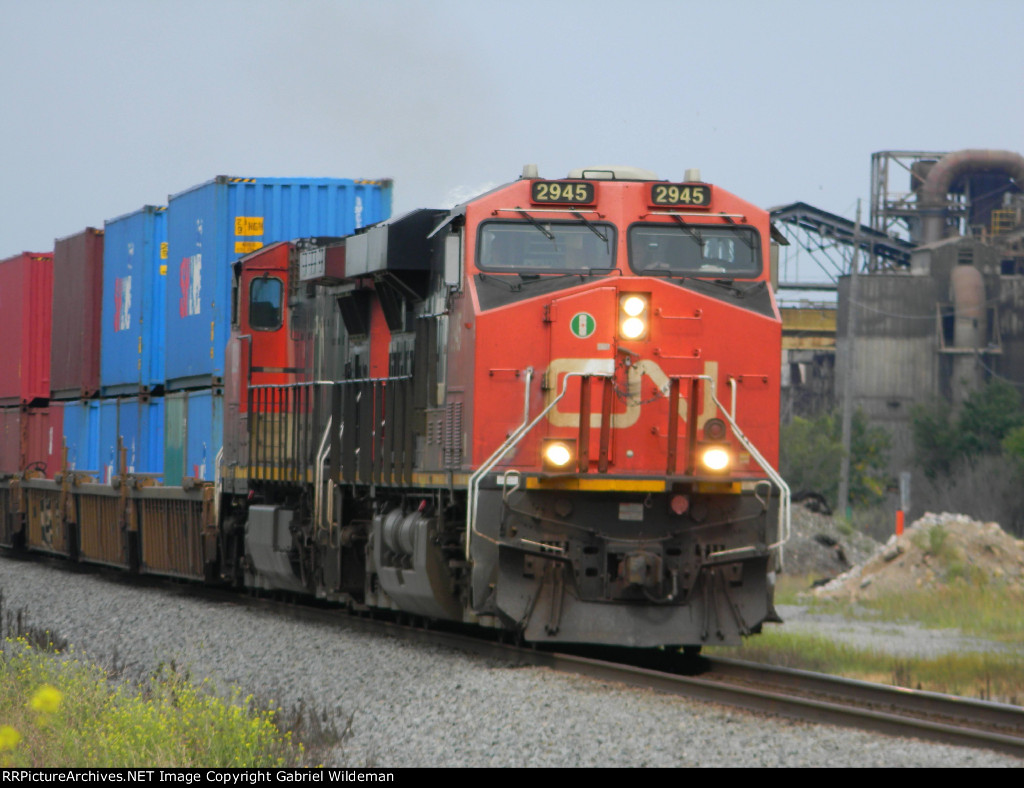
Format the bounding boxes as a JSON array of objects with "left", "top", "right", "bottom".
[{"left": 774, "top": 149, "right": 1024, "bottom": 472}]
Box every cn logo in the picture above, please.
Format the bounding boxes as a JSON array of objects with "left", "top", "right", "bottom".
[
  {"left": 570, "top": 312, "right": 596, "bottom": 339},
  {"left": 113, "top": 276, "right": 132, "bottom": 331},
  {"left": 179, "top": 254, "right": 202, "bottom": 317}
]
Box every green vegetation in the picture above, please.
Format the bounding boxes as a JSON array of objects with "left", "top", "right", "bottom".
[
  {"left": 757, "top": 568, "right": 1024, "bottom": 703},
  {"left": 910, "top": 380, "right": 1024, "bottom": 536},
  {"left": 0, "top": 633, "right": 324, "bottom": 767},
  {"left": 773, "top": 573, "right": 821, "bottom": 606},
  {"left": 714, "top": 629, "right": 1024, "bottom": 704},
  {"left": 780, "top": 409, "right": 891, "bottom": 510},
  {"left": 912, "top": 379, "right": 1024, "bottom": 479},
  {"left": 807, "top": 578, "right": 1024, "bottom": 645},
  {"left": 1002, "top": 424, "right": 1024, "bottom": 466}
]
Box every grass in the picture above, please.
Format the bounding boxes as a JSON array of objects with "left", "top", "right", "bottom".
[
  {"left": 740, "top": 570, "right": 1024, "bottom": 703},
  {"left": 711, "top": 629, "right": 1024, "bottom": 705},
  {"left": 774, "top": 573, "right": 822, "bottom": 606},
  {"left": 0, "top": 601, "right": 348, "bottom": 767},
  {"left": 849, "top": 583, "right": 1024, "bottom": 644},
  {"left": 783, "top": 524, "right": 1024, "bottom": 645}
]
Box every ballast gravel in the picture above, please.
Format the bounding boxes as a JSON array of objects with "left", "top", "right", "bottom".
[{"left": 1, "top": 556, "right": 1020, "bottom": 768}]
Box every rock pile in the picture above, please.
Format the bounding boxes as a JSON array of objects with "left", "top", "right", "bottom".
[
  {"left": 780, "top": 504, "right": 883, "bottom": 578},
  {"left": 812, "top": 512, "right": 1024, "bottom": 601}
]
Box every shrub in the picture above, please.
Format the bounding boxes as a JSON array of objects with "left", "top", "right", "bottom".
[
  {"left": 909, "top": 381, "right": 1024, "bottom": 535},
  {"left": 780, "top": 409, "right": 891, "bottom": 510},
  {"left": 912, "top": 380, "right": 1024, "bottom": 478}
]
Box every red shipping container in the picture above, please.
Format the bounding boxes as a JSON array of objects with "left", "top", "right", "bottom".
[
  {"left": 0, "top": 406, "right": 64, "bottom": 477},
  {"left": 0, "top": 408, "right": 20, "bottom": 474},
  {"left": 52, "top": 228, "right": 104, "bottom": 398},
  {"left": 0, "top": 252, "right": 53, "bottom": 405}
]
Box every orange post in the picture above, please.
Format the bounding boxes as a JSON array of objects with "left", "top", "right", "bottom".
[{"left": 895, "top": 509, "right": 905, "bottom": 536}]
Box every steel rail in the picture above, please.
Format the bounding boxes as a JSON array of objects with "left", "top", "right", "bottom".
[
  {"left": 11, "top": 552, "right": 1024, "bottom": 760},
  {"left": 225, "top": 592, "right": 1024, "bottom": 760},
  {"left": 318, "top": 616, "right": 1024, "bottom": 759},
  {"left": 707, "top": 656, "right": 1024, "bottom": 735},
  {"left": 333, "top": 615, "right": 1024, "bottom": 758}
]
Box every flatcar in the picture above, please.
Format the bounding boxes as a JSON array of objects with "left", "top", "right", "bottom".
[{"left": 2, "top": 165, "right": 789, "bottom": 650}]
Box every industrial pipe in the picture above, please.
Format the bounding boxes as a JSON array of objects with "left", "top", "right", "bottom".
[{"left": 920, "top": 149, "right": 1024, "bottom": 244}]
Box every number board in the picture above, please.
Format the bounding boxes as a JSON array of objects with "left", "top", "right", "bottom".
[
  {"left": 650, "top": 183, "right": 712, "bottom": 208},
  {"left": 531, "top": 180, "right": 596, "bottom": 205}
]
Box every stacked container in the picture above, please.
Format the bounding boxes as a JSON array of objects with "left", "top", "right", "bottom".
[
  {"left": 0, "top": 406, "right": 63, "bottom": 478},
  {"left": 97, "top": 400, "right": 119, "bottom": 483},
  {"left": 101, "top": 206, "right": 168, "bottom": 395},
  {"left": 1, "top": 174, "right": 392, "bottom": 490},
  {"left": 164, "top": 389, "right": 222, "bottom": 486},
  {"left": 97, "top": 397, "right": 165, "bottom": 482},
  {"left": 51, "top": 228, "right": 104, "bottom": 399},
  {"left": 0, "top": 252, "right": 54, "bottom": 406},
  {"left": 165, "top": 176, "right": 392, "bottom": 389},
  {"left": 61, "top": 400, "right": 100, "bottom": 473}
]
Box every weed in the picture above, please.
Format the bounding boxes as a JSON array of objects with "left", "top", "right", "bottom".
[
  {"left": 0, "top": 630, "right": 317, "bottom": 767},
  {"left": 0, "top": 591, "right": 67, "bottom": 653},
  {"left": 714, "top": 629, "right": 1024, "bottom": 703},
  {"left": 276, "top": 699, "right": 355, "bottom": 765}
]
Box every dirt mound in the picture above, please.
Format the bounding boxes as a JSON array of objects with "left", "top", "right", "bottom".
[
  {"left": 813, "top": 512, "right": 1024, "bottom": 601},
  {"left": 781, "top": 505, "right": 883, "bottom": 578}
]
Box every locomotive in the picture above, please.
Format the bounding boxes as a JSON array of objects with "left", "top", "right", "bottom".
[{"left": 3, "top": 166, "right": 789, "bottom": 649}]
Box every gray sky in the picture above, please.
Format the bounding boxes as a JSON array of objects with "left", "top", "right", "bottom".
[{"left": 2, "top": 0, "right": 1022, "bottom": 258}]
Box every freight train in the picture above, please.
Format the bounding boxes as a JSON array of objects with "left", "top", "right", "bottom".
[{"left": 0, "top": 166, "right": 789, "bottom": 649}]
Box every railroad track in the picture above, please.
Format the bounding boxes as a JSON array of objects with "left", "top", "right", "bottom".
[
  {"left": 572, "top": 652, "right": 1024, "bottom": 759},
  {"left": 205, "top": 586, "right": 1024, "bottom": 760},
  {"left": 13, "top": 553, "right": 1024, "bottom": 760}
]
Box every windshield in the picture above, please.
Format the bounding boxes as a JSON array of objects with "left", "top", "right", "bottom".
[
  {"left": 628, "top": 223, "right": 761, "bottom": 277},
  {"left": 477, "top": 220, "right": 616, "bottom": 272}
]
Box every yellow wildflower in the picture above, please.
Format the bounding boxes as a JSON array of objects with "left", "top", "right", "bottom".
[
  {"left": 0, "top": 726, "right": 21, "bottom": 751},
  {"left": 30, "top": 685, "right": 62, "bottom": 713}
]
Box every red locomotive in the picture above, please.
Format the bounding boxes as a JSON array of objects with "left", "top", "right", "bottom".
[{"left": 219, "top": 165, "right": 790, "bottom": 648}]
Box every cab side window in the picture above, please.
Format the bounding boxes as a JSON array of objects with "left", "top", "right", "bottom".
[{"left": 249, "top": 276, "right": 283, "bottom": 330}]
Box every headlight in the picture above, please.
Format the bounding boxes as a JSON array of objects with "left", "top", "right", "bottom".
[
  {"left": 700, "top": 446, "right": 731, "bottom": 473},
  {"left": 619, "top": 293, "right": 650, "bottom": 340},
  {"left": 622, "top": 295, "right": 647, "bottom": 317},
  {"left": 542, "top": 439, "right": 576, "bottom": 471},
  {"left": 621, "top": 317, "right": 646, "bottom": 339}
]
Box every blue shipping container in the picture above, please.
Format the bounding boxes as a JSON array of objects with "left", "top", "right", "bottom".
[
  {"left": 165, "top": 176, "right": 392, "bottom": 389},
  {"left": 117, "top": 397, "right": 165, "bottom": 476},
  {"left": 101, "top": 206, "right": 168, "bottom": 394},
  {"left": 98, "top": 397, "right": 165, "bottom": 482},
  {"left": 61, "top": 400, "right": 100, "bottom": 473},
  {"left": 186, "top": 388, "right": 222, "bottom": 483},
  {"left": 164, "top": 389, "right": 222, "bottom": 485},
  {"left": 98, "top": 400, "right": 119, "bottom": 483}
]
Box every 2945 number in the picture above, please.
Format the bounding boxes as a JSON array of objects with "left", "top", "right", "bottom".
[
  {"left": 531, "top": 181, "right": 595, "bottom": 204},
  {"left": 651, "top": 184, "right": 711, "bottom": 207}
]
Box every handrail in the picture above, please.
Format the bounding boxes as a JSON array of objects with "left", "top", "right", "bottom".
[
  {"left": 213, "top": 447, "right": 224, "bottom": 527},
  {"left": 466, "top": 367, "right": 532, "bottom": 562},
  {"left": 466, "top": 367, "right": 614, "bottom": 564},
  {"left": 247, "top": 375, "right": 413, "bottom": 391},
  {"left": 314, "top": 416, "right": 332, "bottom": 543},
  {"left": 693, "top": 375, "right": 791, "bottom": 565}
]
